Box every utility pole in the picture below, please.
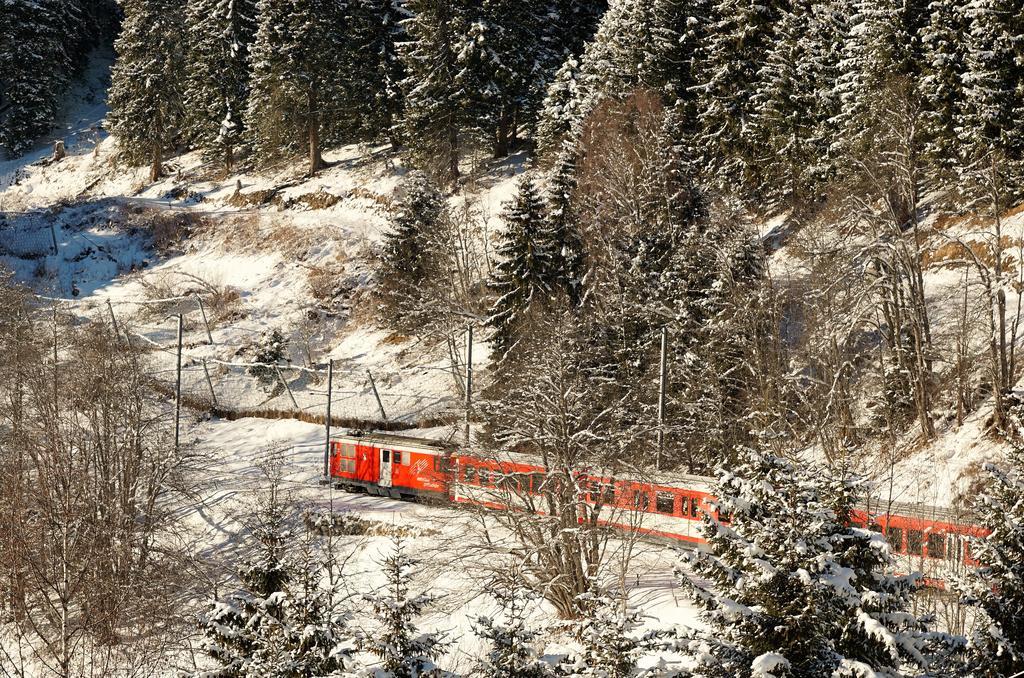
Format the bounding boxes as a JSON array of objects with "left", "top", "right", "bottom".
[
  {"left": 324, "top": 358, "right": 333, "bottom": 479},
  {"left": 465, "top": 324, "right": 473, "bottom": 447},
  {"left": 657, "top": 326, "right": 668, "bottom": 471},
  {"left": 174, "top": 313, "right": 183, "bottom": 453}
]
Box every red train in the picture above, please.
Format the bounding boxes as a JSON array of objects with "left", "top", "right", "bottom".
[{"left": 326, "top": 432, "right": 988, "bottom": 584}]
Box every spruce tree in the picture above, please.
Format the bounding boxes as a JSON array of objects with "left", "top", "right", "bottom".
[
  {"left": 486, "top": 175, "right": 557, "bottom": 368},
  {"left": 543, "top": 152, "right": 586, "bottom": 307},
  {"left": 246, "top": 0, "right": 347, "bottom": 175},
  {"left": 959, "top": 446, "right": 1024, "bottom": 678},
  {"left": 692, "top": 0, "right": 784, "bottom": 198},
  {"left": 458, "top": 0, "right": 545, "bottom": 158},
  {"left": 679, "top": 449, "right": 960, "bottom": 677},
  {"left": 472, "top": 587, "right": 551, "bottom": 678},
  {"left": 398, "top": 0, "right": 464, "bottom": 183},
  {"left": 361, "top": 537, "right": 449, "bottom": 677},
  {"left": 749, "top": 0, "right": 820, "bottom": 211},
  {"left": 920, "top": 0, "right": 968, "bottom": 192},
  {"left": 956, "top": 0, "right": 1024, "bottom": 199},
  {"left": 535, "top": 57, "right": 583, "bottom": 159},
  {"left": 107, "top": 0, "right": 187, "bottom": 182},
  {"left": 0, "top": 0, "right": 69, "bottom": 156},
  {"left": 346, "top": 0, "right": 406, "bottom": 145},
  {"left": 376, "top": 172, "right": 447, "bottom": 331},
  {"left": 183, "top": 0, "right": 257, "bottom": 171},
  {"left": 563, "top": 590, "right": 643, "bottom": 678}
]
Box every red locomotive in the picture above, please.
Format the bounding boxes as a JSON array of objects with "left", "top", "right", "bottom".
[{"left": 326, "top": 432, "right": 988, "bottom": 584}]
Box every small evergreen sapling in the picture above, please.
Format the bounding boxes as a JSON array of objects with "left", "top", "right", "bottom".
[
  {"left": 360, "top": 536, "right": 449, "bottom": 677},
  {"left": 562, "top": 589, "right": 644, "bottom": 678},
  {"left": 959, "top": 443, "right": 1024, "bottom": 678},
  {"left": 472, "top": 585, "right": 551, "bottom": 678}
]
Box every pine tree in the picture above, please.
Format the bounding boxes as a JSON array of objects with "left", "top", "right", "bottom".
[
  {"left": 0, "top": 0, "right": 70, "bottom": 156},
  {"left": 829, "top": 0, "right": 928, "bottom": 167},
  {"left": 376, "top": 172, "right": 447, "bottom": 330},
  {"left": 183, "top": 0, "right": 256, "bottom": 171},
  {"left": 535, "top": 57, "right": 583, "bottom": 159},
  {"left": 360, "top": 537, "right": 449, "bottom": 677},
  {"left": 959, "top": 445, "right": 1024, "bottom": 678},
  {"left": 957, "top": 0, "right": 1024, "bottom": 200},
  {"left": 457, "top": 0, "right": 545, "bottom": 158},
  {"left": 246, "top": 0, "right": 347, "bottom": 175},
  {"left": 543, "top": 153, "right": 586, "bottom": 307},
  {"left": 562, "top": 590, "right": 643, "bottom": 678},
  {"left": 346, "top": 0, "right": 407, "bottom": 144},
  {"left": 920, "top": 0, "right": 968, "bottom": 192},
  {"left": 107, "top": 0, "right": 187, "bottom": 182},
  {"left": 641, "top": 0, "right": 709, "bottom": 109},
  {"left": 486, "top": 175, "right": 557, "bottom": 368},
  {"left": 692, "top": 0, "right": 784, "bottom": 198},
  {"left": 678, "top": 449, "right": 960, "bottom": 677},
  {"left": 398, "top": 0, "right": 465, "bottom": 183},
  {"left": 472, "top": 587, "right": 551, "bottom": 678},
  {"left": 749, "top": 0, "right": 823, "bottom": 211}
]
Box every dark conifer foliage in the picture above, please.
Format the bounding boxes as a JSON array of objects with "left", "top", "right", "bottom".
[
  {"left": 107, "top": 0, "right": 186, "bottom": 182},
  {"left": 0, "top": 0, "right": 118, "bottom": 157},
  {"left": 346, "top": 0, "right": 407, "bottom": 144},
  {"left": 486, "top": 175, "right": 558, "bottom": 368},
  {"left": 183, "top": 0, "right": 257, "bottom": 171},
  {"left": 246, "top": 0, "right": 348, "bottom": 175}
]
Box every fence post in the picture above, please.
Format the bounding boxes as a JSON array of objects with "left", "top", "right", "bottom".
[
  {"left": 324, "top": 359, "right": 333, "bottom": 479},
  {"left": 465, "top": 324, "right": 472, "bottom": 447},
  {"left": 106, "top": 299, "right": 122, "bottom": 344},
  {"left": 367, "top": 369, "right": 388, "bottom": 421},
  {"left": 195, "top": 294, "right": 213, "bottom": 344},
  {"left": 275, "top": 364, "right": 299, "bottom": 409},
  {"left": 202, "top": 358, "right": 218, "bottom": 407},
  {"left": 174, "top": 314, "right": 183, "bottom": 453},
  {"left": 49, "top": 224, "right": 58, "bottom": 256}
]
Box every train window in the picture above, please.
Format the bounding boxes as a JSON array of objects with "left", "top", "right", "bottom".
[
  {"left": 690, "top": 497, "right": 701, "bottom": 519},
  {"left": 381, "top": 450, "right": 390, "bottom": 463},
  {"left": 886, "top": 527, "right": 904, "bottom": 552},
  {"left": 656, "top": 492, "right": 676, "bottom": 514},
  {"left": 464, "top": 466, "right": 477, "bottom": 484},
  {"left": 478, "top": 468, "right": 491, "bottom": 486},
  {"left": 530, "top": 473, "right": 546, "bottom": 493},
  {"left": 927, "top": 533, "right": 945, "bottom": 559},
  {"left": 632, "top": 491, "right": 650, "bottom": 511},
  {"left": 907, "top": 530, "right": 923, "bottom": 556},
  {"left": 393, "top": 451, "right": 402, "bottom": 465}
]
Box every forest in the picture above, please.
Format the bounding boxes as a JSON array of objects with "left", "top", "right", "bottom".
[{"left": 2, "top": 0, "right": 1024, "bottom": 676}]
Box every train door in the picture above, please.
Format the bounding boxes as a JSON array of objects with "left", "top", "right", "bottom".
[{"left": 379, "top": 449, "right": 393, "bottom": 488}]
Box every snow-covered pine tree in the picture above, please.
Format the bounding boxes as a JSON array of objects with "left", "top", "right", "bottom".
[
  {"left": 360, "top": 536, "right": 449, "bottom": 677},
  {"left": 679, "top": 449, "right": 960, "bottom": 677},
  {"left": 748, "top": 0, "right": 824, "bottom": 212},
  {"left": 0, "top": 0, "right": 70, "bottom": 156},
  {"left": 535, "top": 57, "right": 583, "bottom": 160},
  {"left": 543, "top": 152, "right": 586, "bottom": 307},
  {"left": 472, "top": 586, "right": 551, "bottom": 678},
  {"left": 541, "top": 0, "right": 607, "bottom": 70},
  {"left": 486, "top": 175, "right": 557, "bottom": 369},
  {"left": 691, "top": 0, "right": 784, "bottom": 199},
  {"left": 346, "top": 0, "right": 407, "bottom": 145},
  {"left": 183, "top": 0, "right": 257, "bottom": 171},
  {"left": 956, "top": 0, "right": 1024, "bottom": 201},
  {"left": 829, "top": 0, "right": 927, "bottom": 169},
  {"left": 457, "top": 0, "right": 545, "bottom": 158},
  {"left": 641, "top": 0, "right": 709, "bottom": 110},
  {"left": 398, "top": 0, "right": 465, "bottom": 183},
  {"left": 376, "top": 172, "right": 447, "bottom": 331},
  {"left": 562, "top": 589, "right": 643, "bottom": 678},
  {"left": 246, "top": 0, "right": 347, "bottom": 175},
  {"left": 107, "top": 0, "right": 187, "bottom": 182},
  {"left": 959, "top": 443, "right": 1024, "bottom": 678},
  {"left": 920, "top": 0, "right": 968, "bottom": 193}
]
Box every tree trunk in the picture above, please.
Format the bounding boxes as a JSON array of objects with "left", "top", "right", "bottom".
[
  {"left": 308, "top": 90, "right": 323, "bottom": 176},
  {"left": 149, "top": 144, "right": 162, "bottom": 183}
]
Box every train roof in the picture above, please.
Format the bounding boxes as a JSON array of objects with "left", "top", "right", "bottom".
[{"left": 331, "top": 430, "right": 458, "bottom": 453}]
